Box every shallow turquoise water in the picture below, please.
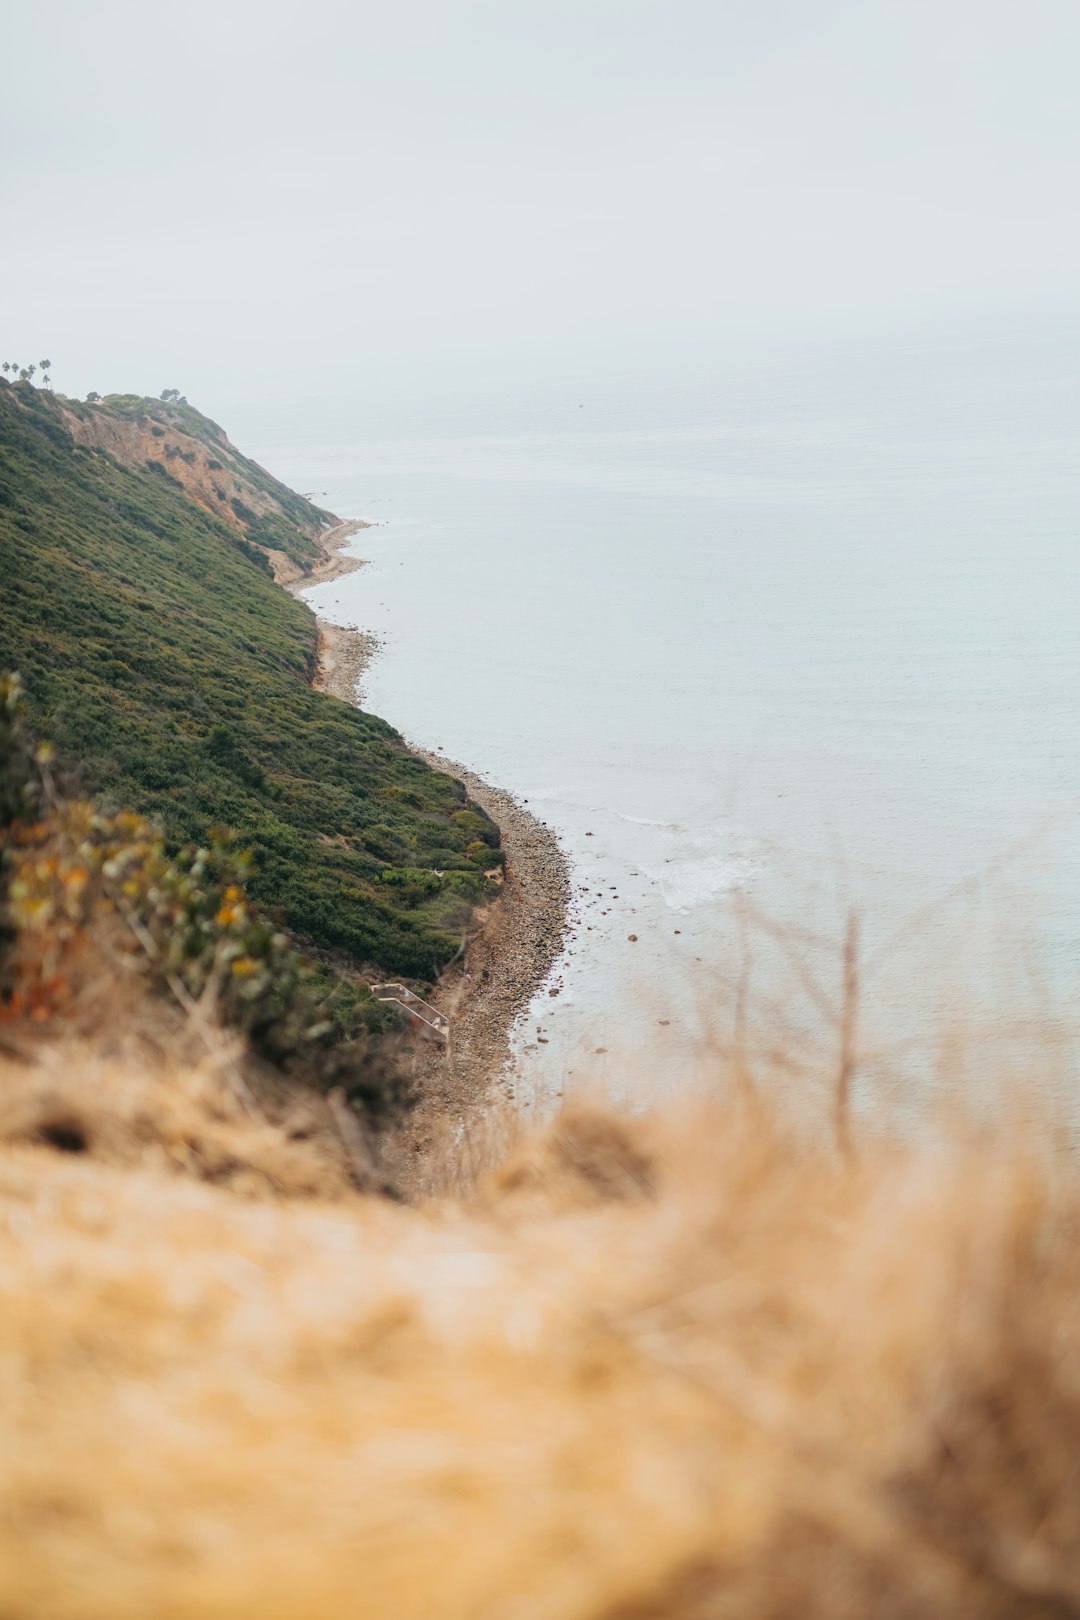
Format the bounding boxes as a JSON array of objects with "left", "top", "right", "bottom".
[{"left": 238, "top": 319, "right": 1080, "bottom": 1123}]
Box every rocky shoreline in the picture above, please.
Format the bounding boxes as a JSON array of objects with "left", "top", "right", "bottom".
[
  {"left": 311, "top": 620, "right": 383, "bottom": 707},
  {"left": 288, "top": 520, "right": 383, "bottom": 707},
  {"left": 389, "top": 752, "right": 572, "bottom": 1195},
  {"left": 302, "top": 516, "right": 371, "bottom": 586},
  {"left": 293, "top": 522, "right": 573, "bottom": 1196}
]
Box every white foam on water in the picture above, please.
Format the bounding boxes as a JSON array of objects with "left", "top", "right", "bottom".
[{"left": 641, "top": 850, "right": 759, "bottom": 912}]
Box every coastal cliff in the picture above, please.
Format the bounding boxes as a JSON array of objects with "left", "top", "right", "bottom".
[
  {"left": 57, "top": 389, "right": 339, "bottom": 580},
  {"left": 0, "top": 377, "right": 506, "bottom": 1116}
]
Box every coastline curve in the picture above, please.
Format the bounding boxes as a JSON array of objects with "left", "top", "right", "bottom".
[{"left": 294, "top": 530, "right": 572, "bottom": 1196}]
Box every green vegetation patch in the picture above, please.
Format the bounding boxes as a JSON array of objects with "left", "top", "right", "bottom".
[{"left": 0, "top": 381, "right": 501, "bottom": 984}]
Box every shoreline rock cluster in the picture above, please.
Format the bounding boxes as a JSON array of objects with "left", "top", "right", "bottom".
[
  {"left": 391, "top": 752, "right": 572, "bottom": 1193},
  {"left": 312, "top": 619, "right": 383, "bottom": 707}
]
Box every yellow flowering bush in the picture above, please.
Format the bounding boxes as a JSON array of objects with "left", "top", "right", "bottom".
[{"left": 1, "top": 674, "right": 405, "bottom": 1118}]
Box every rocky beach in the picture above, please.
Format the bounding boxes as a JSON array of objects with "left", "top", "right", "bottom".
[
  {"left": 389, "top": 751, "right": 572, "bottom": 1194},
  {"left": 296, "top": 528, "right": 573, "bottom": 1195}
]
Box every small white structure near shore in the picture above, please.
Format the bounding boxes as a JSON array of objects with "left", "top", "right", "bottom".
[{"left": 371, "top": 984, "right": 450, "bottom": 1041}]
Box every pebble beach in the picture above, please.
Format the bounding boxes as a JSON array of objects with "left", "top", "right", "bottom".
[{"left": 294, "top": 523, "right": 573, "bottom": 1193}]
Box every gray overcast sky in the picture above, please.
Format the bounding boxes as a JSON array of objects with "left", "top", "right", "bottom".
[{"left": 3, "top": 0, "right": 1079, "bottom": 408}]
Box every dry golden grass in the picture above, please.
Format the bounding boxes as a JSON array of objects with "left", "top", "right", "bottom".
[
  {"left": 0, "top": 1044, "right": 361, "bottom": 1201},
  {"left": 3, "top": 1040, "right": 1080, "bottom": 1619}
]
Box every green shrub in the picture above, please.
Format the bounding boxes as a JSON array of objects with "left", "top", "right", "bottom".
[
  {"left": 145, "top": 459, "right": 185, "bottom": 490},
  {"left": 452, "top": 808, "right": 499, "bottom": 847}
]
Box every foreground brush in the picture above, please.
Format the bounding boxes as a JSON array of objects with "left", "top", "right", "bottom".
[{"left": 2, "top": 1044, "right": 1079, "bottom": 1620}]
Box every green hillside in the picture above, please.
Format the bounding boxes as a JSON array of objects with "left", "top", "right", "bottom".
[{"left": 0, "top": 379, "right": 500, "bottom": 981}]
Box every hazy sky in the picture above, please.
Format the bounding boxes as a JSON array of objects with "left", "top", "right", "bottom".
[{"left": 3, "top": 0, "right": 1079, "bottom": 409}]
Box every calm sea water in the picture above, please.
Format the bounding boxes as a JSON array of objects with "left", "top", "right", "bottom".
[{"left": 238, "top": 319, "right": 1080, "bottom": 1125}]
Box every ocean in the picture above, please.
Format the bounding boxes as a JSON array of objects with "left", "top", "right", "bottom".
[{"left": 238, "top": 316, "right": 1080, "bottom": 1128}]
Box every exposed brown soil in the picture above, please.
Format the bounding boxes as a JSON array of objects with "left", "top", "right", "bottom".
[{"left": 60, "top": 405, "right": 337, "bottom": 569}]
